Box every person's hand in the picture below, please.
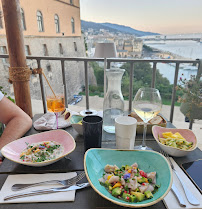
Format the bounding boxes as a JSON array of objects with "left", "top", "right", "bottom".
[{"left": 0, "top": 97, "right": 32, "bottom": 149}]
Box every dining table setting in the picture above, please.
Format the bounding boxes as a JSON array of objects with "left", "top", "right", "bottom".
[{"left": 0, "top": 86, "right": 201, "bottom": 209}]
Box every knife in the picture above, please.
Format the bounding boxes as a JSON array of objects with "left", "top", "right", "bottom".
[
  {"left": 4, "top": 183, "right": 90, "bottom": 201},
  {"left": 171, "top": 182, "right": 186, "bottom": 207}
]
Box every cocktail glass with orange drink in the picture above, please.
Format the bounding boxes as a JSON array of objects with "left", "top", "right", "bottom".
[
  {"left": 46, "top": 95, "right": 65, "bottom": 113},
  {"left": 45, "top": 84, "right": 65, "bottom": 129}
]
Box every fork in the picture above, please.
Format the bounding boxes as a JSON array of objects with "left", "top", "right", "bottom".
[
  {"left": 11, "top": 171, "right": 86, "bottom": 191},
  {"left": 5, "top": 183, "right": 90, "bottom": 201},
  {"left": 161, "top": 151, "right": 199, "bottom": 206}
]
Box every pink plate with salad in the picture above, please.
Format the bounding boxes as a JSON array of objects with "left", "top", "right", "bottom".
[{"left": 1, "top": 130, "right": 76, "bottom": 167}]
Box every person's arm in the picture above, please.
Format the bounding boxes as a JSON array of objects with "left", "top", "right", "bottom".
[{"left": 0, "top": 97, "right": 32, "bottom": 149}]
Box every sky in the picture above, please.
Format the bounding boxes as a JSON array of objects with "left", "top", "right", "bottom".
[{"left": 80, "top": 0, "right": 202, "bottom": 35}]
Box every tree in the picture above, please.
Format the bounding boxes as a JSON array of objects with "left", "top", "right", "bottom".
[
  {"left": 89, "top": 62, "right": 104, "bottom": 85},
  {"left": 121, "top": 62, "right": 173, "bottom": 101},
  {"left": 87, "top": 61, "right": 178, "bottom": 105}
]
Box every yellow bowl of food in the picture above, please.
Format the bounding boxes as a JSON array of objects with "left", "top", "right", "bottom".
[{"left": 152, "top": 126, "right": 197, "bottom": 157}]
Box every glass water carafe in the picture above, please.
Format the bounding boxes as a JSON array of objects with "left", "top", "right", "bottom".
[{"left": 103, "top": 68, "right": 125, "bottom": 133}]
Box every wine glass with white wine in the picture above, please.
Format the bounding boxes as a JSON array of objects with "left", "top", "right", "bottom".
[{"left": 133, "top": 87, "right": 162, "bottom": 150}]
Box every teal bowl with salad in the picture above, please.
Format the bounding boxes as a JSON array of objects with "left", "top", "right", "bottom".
[{"left": 84, "top": 149, "right": 172, "bottom": 208}]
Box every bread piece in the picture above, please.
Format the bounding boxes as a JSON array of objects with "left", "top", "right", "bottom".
[
  {"left": 129, "top": 112, "right": 143, "bottom": 122},
  {"left": 149, "top": 115, "right": 163, "bottom": 124},
  {"left": 129, "top": 113, "right": 164, "bottom": 125}
]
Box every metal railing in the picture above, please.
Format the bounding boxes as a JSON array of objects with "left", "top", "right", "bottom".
[{"left": 0, "top": 54, "right": 201, "bottom": 127}]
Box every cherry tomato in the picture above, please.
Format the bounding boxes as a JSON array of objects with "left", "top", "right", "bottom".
[{"left": 140, "top": 170, "right": 147, "bottom": 178}]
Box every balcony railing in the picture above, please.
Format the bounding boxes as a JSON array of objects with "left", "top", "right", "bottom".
[{"left": 0, "top": 54, "right": 201, "bottom": 128}]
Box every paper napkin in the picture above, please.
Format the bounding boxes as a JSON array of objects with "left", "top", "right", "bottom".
[
  {"left": 33, "top": 108, "right": 78, "bottom": 130},
  {"left": 0, "top": 172, "right": 77, "bottom": 204},
  {"left": 163, "top": 158, "right": 202, "bottom": 209}
]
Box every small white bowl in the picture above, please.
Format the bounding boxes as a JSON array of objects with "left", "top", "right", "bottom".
[
  {"left": 70, "top": 115, "right": 83, "bottom": 135},
  {"left": 152, "top": 126, "right": 197, "bottom": 157}
]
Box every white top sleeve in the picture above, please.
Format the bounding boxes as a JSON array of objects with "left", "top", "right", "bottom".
[{"left": 0, "top": 91, "right": 4, "bottom": 101}]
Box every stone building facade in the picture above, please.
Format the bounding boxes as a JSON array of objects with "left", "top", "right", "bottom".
[{"left": 0, "top": 0, "right": 96, "bottom": 101}]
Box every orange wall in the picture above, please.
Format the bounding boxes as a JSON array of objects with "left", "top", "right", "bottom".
[{"left": 0, "top": 0, "right": 81, "bottom": 37}]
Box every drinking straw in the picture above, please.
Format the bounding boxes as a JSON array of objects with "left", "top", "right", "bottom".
[
  {"left": 42, "top": 71, "right": 56, "bottom": 98},
  {"left": 41, "top": 71, "right": 59, "bottom": 129},
  {"left": 56, "top": 112, "right": 59, "bottom": 129}
]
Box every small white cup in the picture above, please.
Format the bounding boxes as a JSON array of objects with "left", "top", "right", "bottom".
[{"left": 115, "top": 116, "right": 137, "bottom": 150}]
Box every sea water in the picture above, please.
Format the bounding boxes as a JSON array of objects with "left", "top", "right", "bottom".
[
  {"left": 146, "top": 40, "right": 201, "bottom": 84},
  {"left": 103, "top": 108, "right": 124, "bottom": 133}
]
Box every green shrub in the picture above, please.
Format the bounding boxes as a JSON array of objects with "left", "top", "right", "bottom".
[{"left": 81, "top": 61, "right": 178, "bottom": 106}]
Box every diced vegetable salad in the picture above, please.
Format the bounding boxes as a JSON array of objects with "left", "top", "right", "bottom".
[
  {"left": 159, "top": 132, "right": 193, "bottom": 150},
  {"left": 20, "top": 141, "right": 63, "bottom": 163},
  {"left": 99, "top": 163, "right": 160, "bottom": 203}
]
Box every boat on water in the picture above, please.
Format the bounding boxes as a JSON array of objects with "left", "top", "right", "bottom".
[{"left": 182, "top": 65, "right": 198, "bottom": 71}]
